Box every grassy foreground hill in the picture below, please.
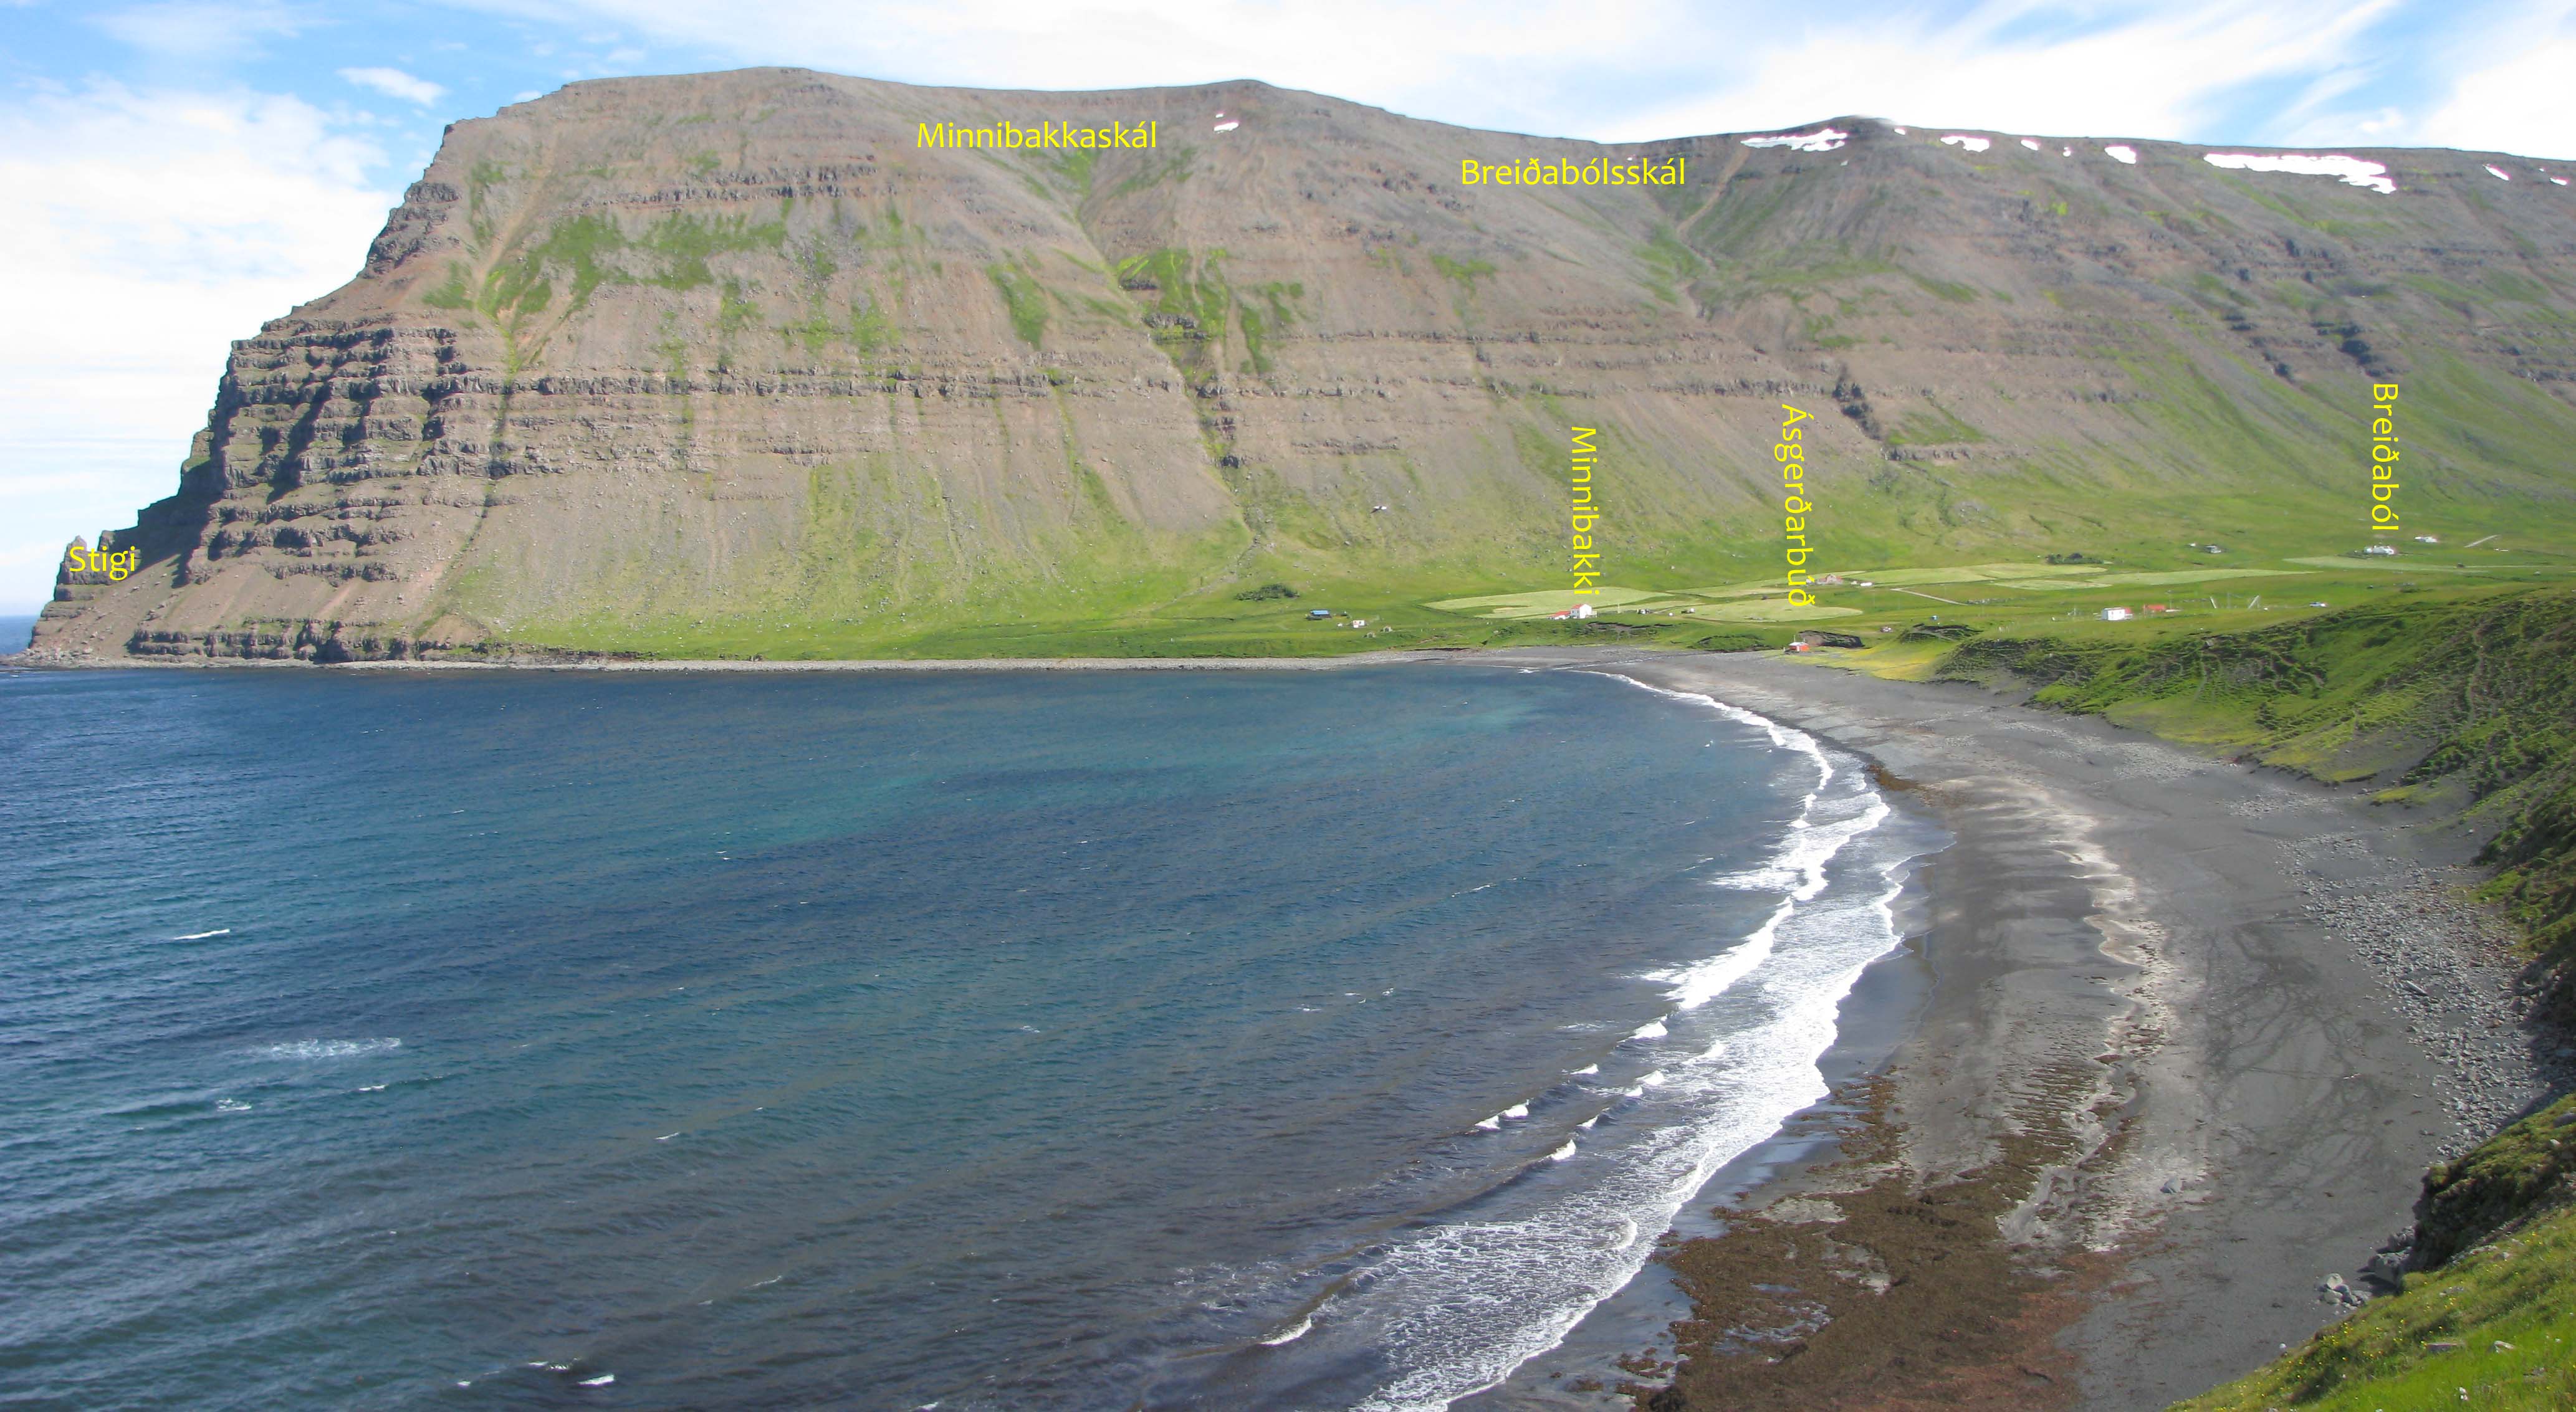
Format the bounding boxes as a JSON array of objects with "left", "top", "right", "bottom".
[
  {"left": 2173, "top": 1097, "right": 2576, "bottom": 1411},
  {"left": 1817, "top": 584, "right": 2575, "bottom": 1410},
  {"left": 26, "top": 67, "right": 2576, "bottom": 661}
]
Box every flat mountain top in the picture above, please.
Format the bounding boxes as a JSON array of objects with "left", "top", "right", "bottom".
[{"left": 28, "top": 68, "right": 2576, "bottom": 663}]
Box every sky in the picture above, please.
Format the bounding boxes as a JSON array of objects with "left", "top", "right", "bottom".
[{"left": 4, "top": 0, "right": 2574, "bottom": 613}]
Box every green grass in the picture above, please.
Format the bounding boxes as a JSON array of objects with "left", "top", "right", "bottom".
[
  {"left": 1810, "top": 563, "right": 2108, "bottom": 588},
  {"left": 1427, "top": 253, "right": 1495, "bottom": 292},
  {"left": 1426, "top": 585, "right": 1667, "bottom": 616},
  {"left": 1109, "top": 145, "right": 1195, "bottom": 199},
  {"left": 422, "top": 261, "right": 474, "bottom": 311},
  {"left": 558, "top": 596, "right": 1742, "bottom": 662},
  {"left": 1905, "top": 272, "right": 1979, "bottom": 304},
  {"left": 1987, "top": 568, "right": 2309, "bottom": 589},
  {"left": 2173, "top": 1097, "right": 2576, "bottom": 1412},
  {"left": 502, "top": 510, "right": 2570, "bottom": 686},
  {"left": 633, "top": 211, "right": 790, "bottom": 290},
  {"left": 446, "top": 210, "right": 795, "bottom": 318},
  {"left": 1427, "top": 584, "right": 1860, "bottom": 622},
  {"left": 987, "top": 262, "right": 1049, "bottom": 346},
  {"left": 2288, "top": 556, "right": 2552, "bottom": 575},
  {"left": 1885, "top": 401, "right": 1989, "bottom": 446},
  {"left": 2416, "top": 1096, "right": 2576, "bottom": 1267},
  {"left": 1117, "top": 247, "right": 1236, "bottom": 373},
  {"left": 1880, "top": 581, "right": 2576, "bottom": 1016},
  {"left": 1685, "top": 599, "right": 1860, "bottom": 622}
]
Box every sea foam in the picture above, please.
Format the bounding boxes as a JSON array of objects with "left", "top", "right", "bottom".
[
  {"left": 1258, "top": 1314, "right": 1315, "bottom": 1346},
  {"left": 1317, "top": 677, "right": 1921, "bottom": 1411},
  {"left": 251, "top": 1038, "right": 401, "bottom": 1061}
]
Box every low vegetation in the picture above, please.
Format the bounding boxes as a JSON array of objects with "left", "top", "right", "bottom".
[
  {"left": 1918, "top": 586, "right": 2576, "bottom": 1023},
  {"left": 2175, "top": 1099, "right": 2576, "bottom": 1412},
  {"left": 1851, "top": 586, "right": 2576, "bottom": 1411}
]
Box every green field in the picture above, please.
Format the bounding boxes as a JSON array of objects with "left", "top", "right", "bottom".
[
  {"left": 2287, "top": 555, "right": 2555, "bottom": 575},
  {"left": 494, "top": 516, "right": 2571, "bottom": 665},
  {"left": 1427, "top": 584, "right": 1859, "bottom": 623},
  {"left": 1425, "top": 586, "right": 1668, "bottom": 616},
  {"left": 1988, "top": 567, "right": 2308, "bottom": 589}
]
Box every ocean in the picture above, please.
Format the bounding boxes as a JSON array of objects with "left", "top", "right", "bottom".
[{"left": 0, "top": 663, "right": 1937, "bottom": 1410}]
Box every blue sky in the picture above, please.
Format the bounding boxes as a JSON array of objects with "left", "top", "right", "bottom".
[{"left": 4, "top": 0, "right": 2573, "bottom": 612}]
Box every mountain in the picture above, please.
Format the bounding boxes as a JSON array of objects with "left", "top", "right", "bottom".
[{"left": 27, "top": 68, "right": 2576, "bottom": 661}]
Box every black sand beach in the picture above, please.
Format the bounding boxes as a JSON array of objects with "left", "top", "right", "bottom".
[
  {"left": 1466, "top": 647, "right": 2569, "bottom": 1410},
  {"left": 13, "top": 644, "right": 2566, "bottom": 1408}
]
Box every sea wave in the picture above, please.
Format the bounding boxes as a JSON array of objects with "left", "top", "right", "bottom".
[
  {"left": 1648, "top": 796, "right": 1890, "bottom": 1012},
  {"left": 249, "top": 1038, "right": 403, "bottom": 1061},
  {"left": 1316, "top": 676, "right": 1921, "bottom": 1411},
  {"left": 1257, "top": 1314, "right": 1314, "bottom": 1346}
]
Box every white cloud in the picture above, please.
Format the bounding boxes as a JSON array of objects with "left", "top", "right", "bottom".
[
  {"left": 94, "top": 1, "right": 310, "bottom": 62},
  {"left": 0, "top": 83, "right": 399, "bottom": 611},
  {"left": 2415, "top": 3, "right": 2576, "bottom": 156},
  {"left": 437, "top": 0, "right": 2440, "bottom": 146},
  {"left": 339, "top": 65, "right": 449, "bottom": 105},
  {"left": 1612, "top": 0, "right": 2398, "bottom": 142}
]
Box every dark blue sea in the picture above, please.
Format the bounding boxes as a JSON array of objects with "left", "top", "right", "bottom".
[{"left": 0, "top": 664, "right": 1933, "bottom": 1410}]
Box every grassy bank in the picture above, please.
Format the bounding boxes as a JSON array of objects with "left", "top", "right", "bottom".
[
  {"left": 1882, "top": 584, "right": 2576, "bottom": 1024},
  {"left": 2174, "top": 1097, "right": 2576, "bottom": 1411},
  {"left": 1819, "top": 585, "right": 2576, "bottom": 1410}
]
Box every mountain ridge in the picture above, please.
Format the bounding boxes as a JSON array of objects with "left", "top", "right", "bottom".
[{"left": 27, "top": 67, "right": 2576, "bottom": 661}]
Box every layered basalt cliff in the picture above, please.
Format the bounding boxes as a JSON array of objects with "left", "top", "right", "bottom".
[{"left": 29, "top": 69, "right": 2576, "bottom": 660}]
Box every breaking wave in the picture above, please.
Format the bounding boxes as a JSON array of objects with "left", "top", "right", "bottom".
[{"left": 1282, "top": 677, "right": 1923, "bottom": 1410}]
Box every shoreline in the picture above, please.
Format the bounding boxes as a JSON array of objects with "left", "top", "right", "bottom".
[
  {"left": 1462, "top": 793, "right": 1951, "bottom": 1411},
  {"left": 1460, "top": 647, "right": 2569, "bottom": 1410},
  {"left": 17, "top": 642, "right": 2565, "bottom": 1406},
  {"left": 1, "top": 649, "right": 1460, "bottom": 673}
]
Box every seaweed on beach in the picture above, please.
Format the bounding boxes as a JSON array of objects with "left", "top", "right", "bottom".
[{"left": 1636, "top": 1070, "right": 2107, "bottom": 1411}]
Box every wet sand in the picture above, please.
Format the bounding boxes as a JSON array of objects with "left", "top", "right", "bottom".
[
  {"left": 18, "top": 640, "right": 2562, "bottom": 1406},
  {"left": 1456, "top": 647, "right": 2562, "bottom": 1410}
]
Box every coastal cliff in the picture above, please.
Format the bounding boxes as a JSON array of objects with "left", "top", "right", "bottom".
[{"left": 27, "top": 69, "right": 2576, "bottom": 661}]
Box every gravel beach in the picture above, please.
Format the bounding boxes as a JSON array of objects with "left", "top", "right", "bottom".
[
  {"left": 1462, "top": 647, "right": 2569, "bottom": 1410},
  {"left": 1504, "top": 652, "right": 2565, "bottom": 1412},
  {"left": 16, "top": 642, "right": 2565, "bottom": 1407}
]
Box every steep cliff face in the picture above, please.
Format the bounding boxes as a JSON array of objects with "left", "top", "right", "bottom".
[{"left": 29, "top": 69, "right": 2576, "bottom": 660}]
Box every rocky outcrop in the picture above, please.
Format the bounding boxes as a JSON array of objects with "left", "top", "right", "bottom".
[
  {"left": 30, "top": 69, "right": 2576, "bottom": 661},
  {"left": 2414, "top": 1094, "right": 2576, "bottom": 1268}
]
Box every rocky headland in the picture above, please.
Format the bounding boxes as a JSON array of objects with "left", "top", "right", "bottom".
[{"left": 26, "top": 69, "right": 2576, "bottom": 662}]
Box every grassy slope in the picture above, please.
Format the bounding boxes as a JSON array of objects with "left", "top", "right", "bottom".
[
  {"left": 443, "top": 120, "right": 2576, "bottom": 665},
  {"left": 1812, "top": 584, "right": 2576, "bottom": 1410},
  {"left": 1909, "top": 584, "right": 2576, "bottom": 1023},
  {"left": 2174, "top": 1096, "right": 2576, "bottom": 1412}
]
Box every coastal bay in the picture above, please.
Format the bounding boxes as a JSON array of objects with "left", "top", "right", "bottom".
[
  {"left": 0, "top": 661, "right": 1913, "bottom": 1410},
  {"left": 4, "top": 647, "right": 2562, "bottom": 1408},
  {"left": 1471, "top": 648, "right": 2565, "bottom": 1410}
]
